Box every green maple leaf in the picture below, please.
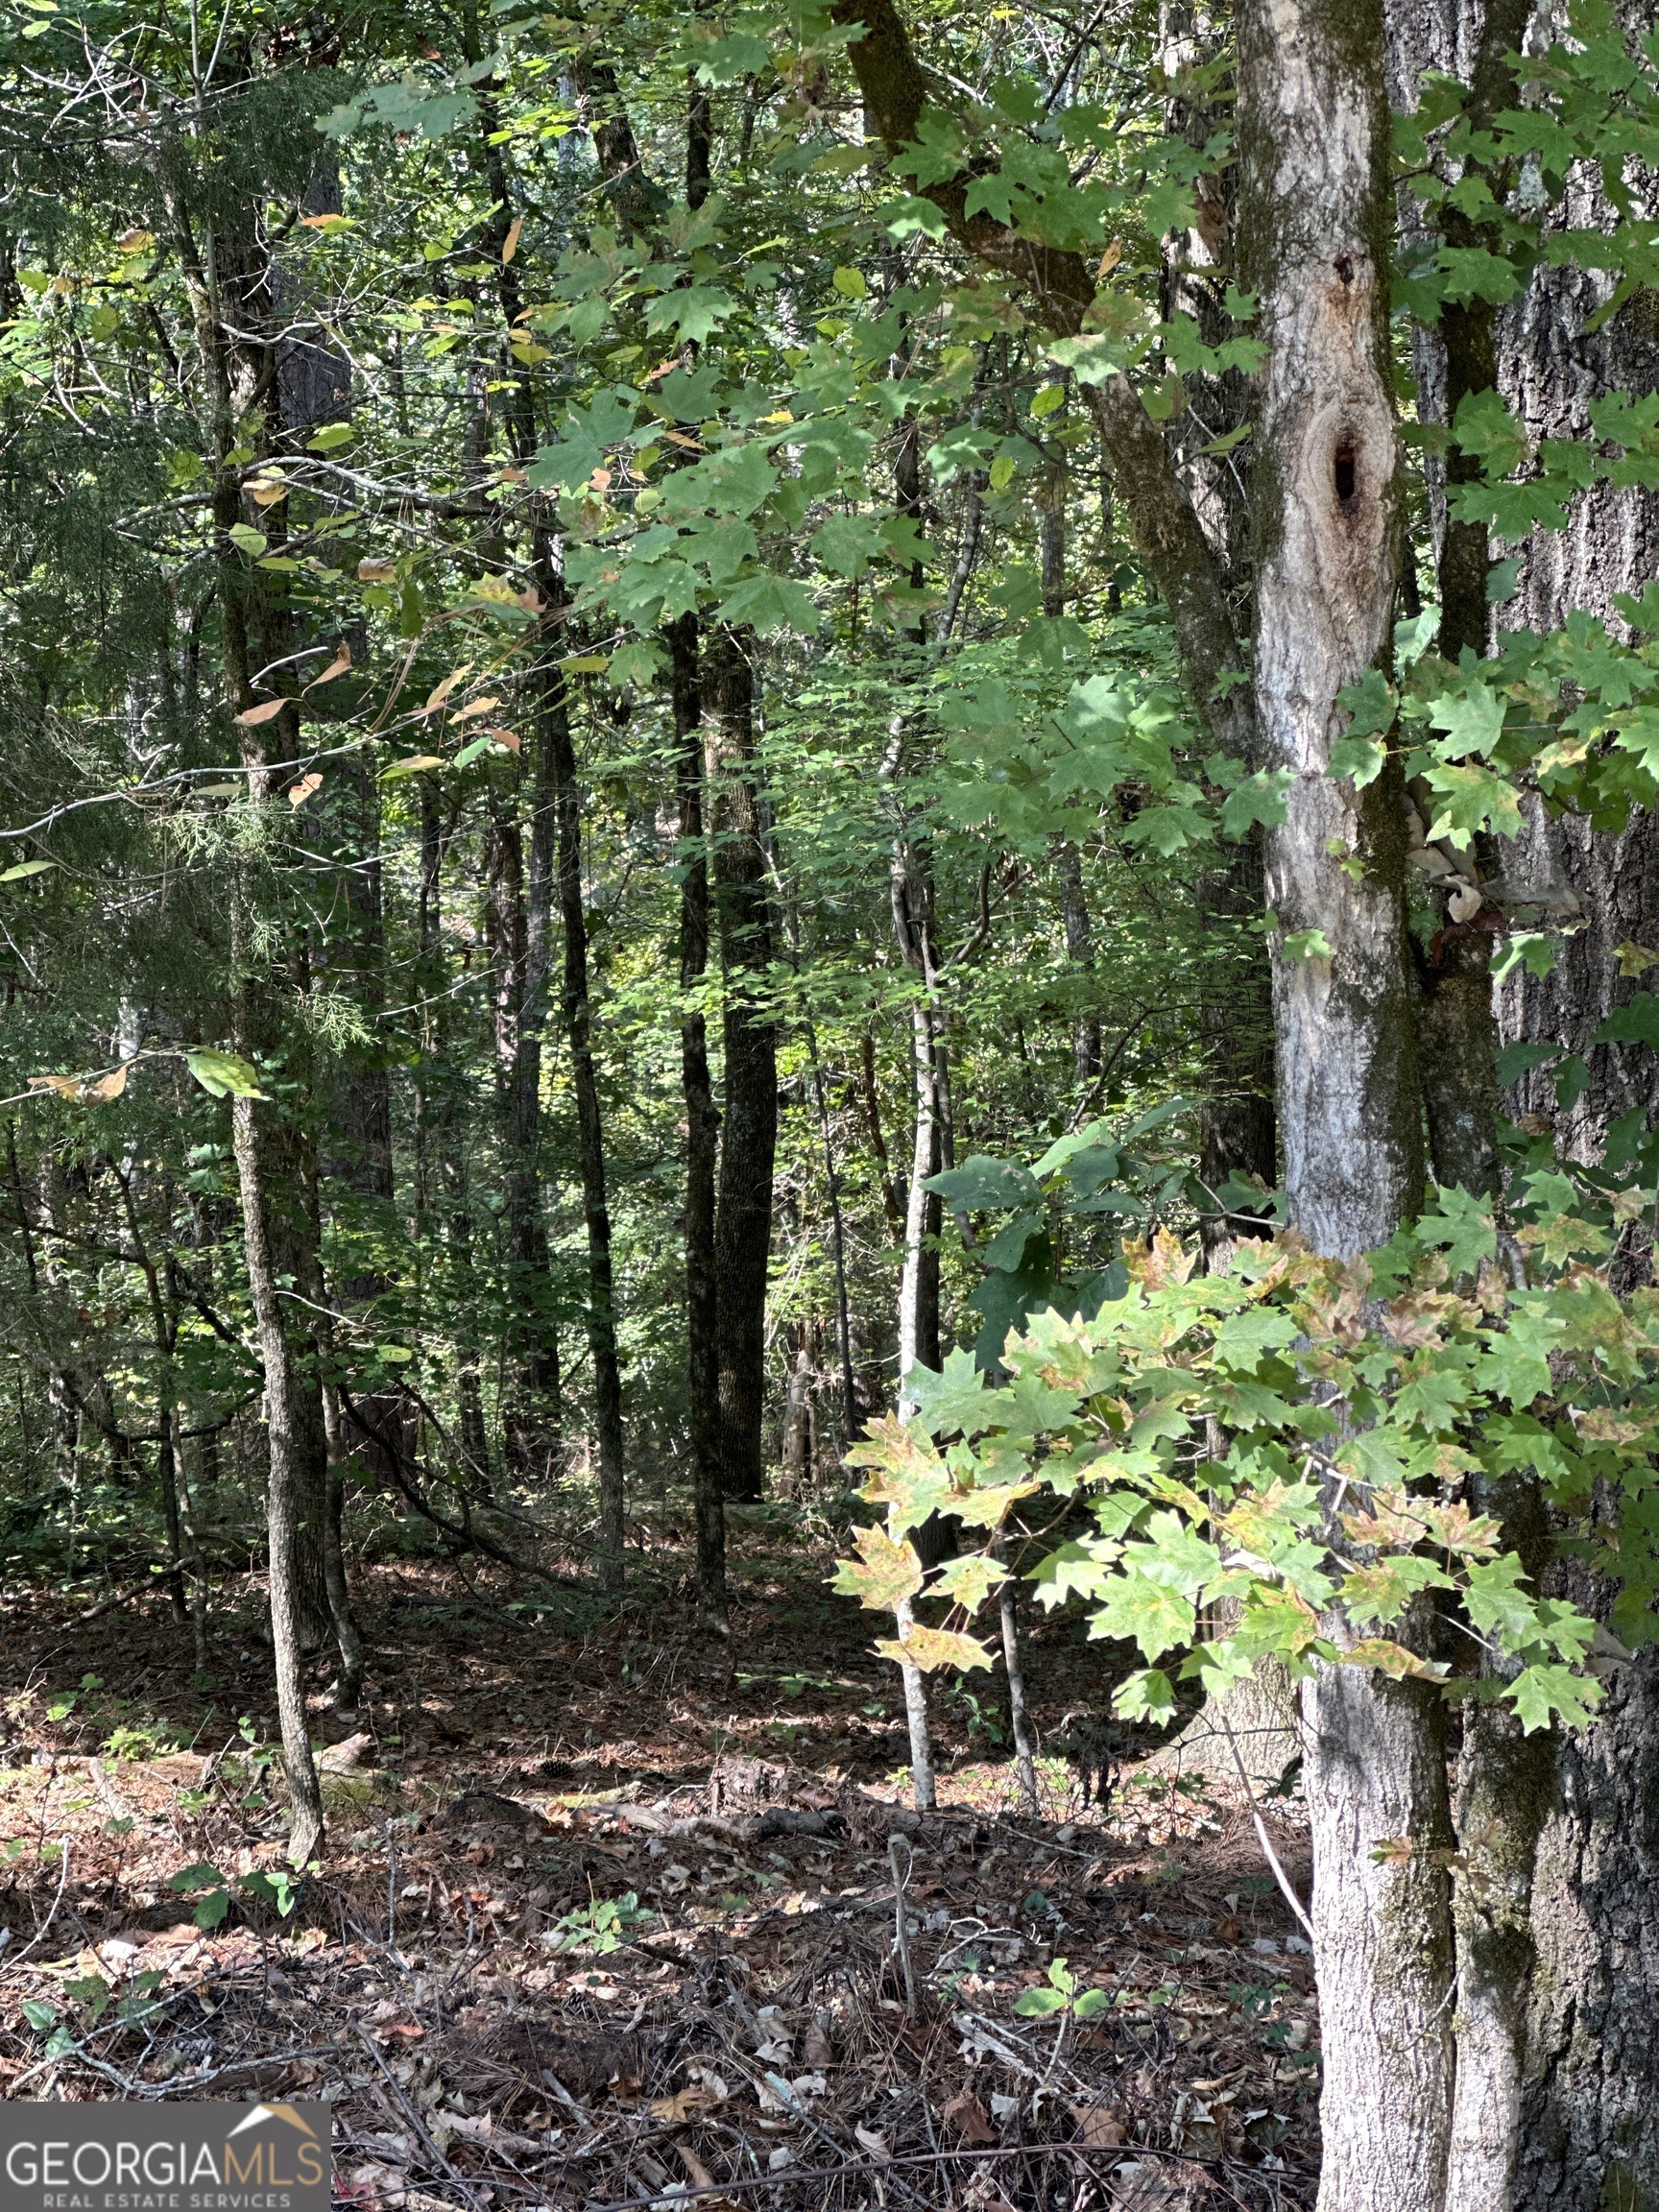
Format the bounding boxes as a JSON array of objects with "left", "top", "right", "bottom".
[
  {"left": 907, "top": 1347, "right": 993, "bottom": 1439},
  {"left": 1418, "top": 1184, "right": 1498, "bottom": 1277},
  {"left": 964, "top": 169, "right": 1021, "bottom": 224},
  {"left": 1113, "top": 1666, "right": 1176, "bottom": 1721},
  {"left": 1464, "top": 1554, "right": 1539, "bottom": 1646},
  {"left": 713, "top": 573, "right": 819, "bottom": 636},
  {"left": 929, "top": 1553, "right": 1007, "bottom": 1614},
  {"left": 645, "top": 286, "right": 737, "bottom": 346},
  {"left": 1428, "top": 680, "right": 1506, "bottom": 760},
  {"left": 1476, "top": 1308, "right": 1562, "bottom": 1409},
  {"left": 1220, "top": 769, "right": 1292, "bottom": 837},
  {"left": 1029, "top": 1539, "right": 1118, "bottom": 1609},
  {"left": 1509, "top": 1662, "right": 1601, "bottom": 1734},
  {"left": 1594, "top": 991, "right": 1659, "bottom": 1046},
  {"left": 1422, "top": 760, "right": 1525, "bottom": 840},
  {"left": 1088, "top": 1568, "right": 1194, "bottom": 1660}
]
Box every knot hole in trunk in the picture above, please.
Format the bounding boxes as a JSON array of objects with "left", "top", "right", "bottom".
[{"left": 1334, "top": 441, "right": 1358, "bottom": 515}]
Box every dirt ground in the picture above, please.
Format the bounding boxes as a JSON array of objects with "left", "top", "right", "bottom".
[{"left": 0, "top": 1515, "right": 1319, "bottom": 2211}]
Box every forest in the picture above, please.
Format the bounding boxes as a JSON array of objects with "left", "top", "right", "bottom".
[{"left": 0, "top": 0, "right": 1656, "bottom": 2203}]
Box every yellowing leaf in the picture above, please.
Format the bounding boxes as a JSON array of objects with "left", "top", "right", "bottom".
[
  {"left": 82, "top": 1065, "right": 130, "bottom": 1101},
  {"left": 116, "top": 228, "right": 156, "bottom": 253},
  {"left": 448, "top": 696, "right": 502, "bottom": 724},
  {"left": 358, "top": 558, "right": 396, "bottom": 582},
  {"left": 874, "top": 1623, "right": 995, "bottom": 1673},
  {"left": 421, "top": 666, "right": 471, "bottom": 714},
  {"left": 380, "top": 755, "right": 446, "bottom": 781},
  {"left": 246, "top": 477, "right": 288, "bottom": 506},
  {"left": 288, "top": 772, "right": 324, "bottom": 807},
  {"left": 829, "top": 1521, "right": 923, "bottom": 1612},
  {"left": 184, "top": 1048, "right": 265, "bottom": 1100},
  {"left": 1342, "top": 1638, "right": 1450, "bottom": 1681},
  {"left": 501, "top": 215, "right": 523, "bottom": 263},
  {"left": 235, "top": 698, "right": 287, "bottom": 728},
  {"left": 29, "top": 1073, "right": 84, "bottom": 1097},
  {"left": 1097, "top": 237, "right": 1123, "bottom": 278},
  {"left": 1614, "top": 940, "right": 1659, "bottom": 978}
]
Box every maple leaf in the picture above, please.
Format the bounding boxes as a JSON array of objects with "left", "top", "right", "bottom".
[
  {"left": 929, "top": 1552, "right": 1007, "bottom": 1615},
  {"left": 874, "top": 1624, "right": 994, "bottom": 1673},
  {"left": 1509, "top": 1663, "right": 1601, "bottom": 1734},
  {"left": 829, "top": 1523, "right": 922, "bottom": 1613},
  {"left": 1343, "top": 1638, "right": 1451, "bottom": 1681}
]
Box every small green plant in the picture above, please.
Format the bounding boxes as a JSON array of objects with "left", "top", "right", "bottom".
[
  {"left": 46, "top": 1672, "right": 102, "bottom": 1722},
  {"left": 940, "top": 1678, "right": 1007, "bottom": 1748},
  {"left": 1014, "top": 1956, "right": 1112, "bottom": 2021},
  {"left": 102, "top": 1719, "right": 185, "bottom": 1761},
  {"left": 547, "top": 1891, "right": 654, "bottom": 1956},
  {"left": 168, "top": 1861, "right": 303, "bottom": 1928}
]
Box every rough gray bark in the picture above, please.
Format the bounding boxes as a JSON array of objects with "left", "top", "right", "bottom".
[
  {"left": 1238, "top": 0, "right": 1423, "bottom": 1258},
  {"left": 1515, "top": 1653, "right": 1659, "bottom": 2212},
  {"left": 1236, "top": 6, "right": 1456, "bottom": 2211}
]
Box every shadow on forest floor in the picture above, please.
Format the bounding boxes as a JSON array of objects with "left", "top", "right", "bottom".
[{"left": 0, "top": 1516, "right": 1318, "bottom": 2210}]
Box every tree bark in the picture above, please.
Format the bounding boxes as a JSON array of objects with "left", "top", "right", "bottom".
[
  {"left": 545, "top": 638, "right": 629, "bottom": 1585},
  {"left": 1236, "top": 5, "right": 1455, "bottom": 2210},
  {"left": 229, "top": 1071, "right": 326, "bottom": 1866},
  {"left": 1471, "top": 21, "right": 1659, "bottom": 2194},
  {"left": 705, "top": 628, "right": 778, "bottom": 1503},
  {"left": 669, "top": 612, "right": 726, "bottom": 1623}
]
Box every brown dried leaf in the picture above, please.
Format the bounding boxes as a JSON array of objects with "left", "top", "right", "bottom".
[
  {"left": 501, "top": 215, "right": 523, "bottom": 264},
  {"left": 650, "top": 2083, "right": 724, "bottom": 2124},
  {"left": 288, "top": 773, "right": 324, "bottom": 807},
  {"left": 802, "top": 2021, "right": 834, "bottom": 2068},
  {"left": 1069, "top": 2105, "right": 1124, "bottom": 2150},
  {"left": 307, "top": 642, "right": 352, "bottom": 688},
  {"left": 942, "top": 2091, "right": 996, "bottom": 2145},
  {"left": 236, "top": 697, "right": 287, "bottom": 727}
]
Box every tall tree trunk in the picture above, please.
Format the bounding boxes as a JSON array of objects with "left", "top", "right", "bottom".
[
  {"left": 1487, "top": 43, "right": 1659, "bottom": 2195},
  {"left": 230, "top": 1076, "right": 326, "bottom": 1866},
  {"left": 470, "top": 100, "right": 623, "bottom": 1569},
  {"left": 669, "top": 612, "right": 726, "bottom": 1624},
  {"left": 706, "top": 628, "right": 778, "bottom": 1503},
  {"left": 545, "top": 626, "right": 628, "bottom": 1583},
  {"left": 483, "top": 784, "right": 562, "bottom": 1478},
  {"left": 1237, "top": 5, "right": 1455, "bottom": 2209}
]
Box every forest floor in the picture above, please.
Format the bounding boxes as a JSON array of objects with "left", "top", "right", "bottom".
[{"left": 0, "top": 1506, "right": 1318, "bottom": 2211}]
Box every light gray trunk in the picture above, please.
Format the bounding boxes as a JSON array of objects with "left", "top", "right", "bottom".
[
  {"left": 1237, "top": 2, "right": 1456, "bottom": 2207},
  {"left": 231, "top": 1090, "right": 325, "bottom": 1866}
]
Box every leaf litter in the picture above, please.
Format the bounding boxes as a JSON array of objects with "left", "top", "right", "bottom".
[{"left": 0, "top": 1522, "right": 1319, "bottom": 2210}]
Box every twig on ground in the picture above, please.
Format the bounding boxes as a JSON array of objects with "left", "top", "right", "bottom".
[
  {"left": 1220, "top": 1712, "right": 1315, "bottom": 1941},
  {"left": 887, "top": 1834, "right": 918, "bottom": 2022}
]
